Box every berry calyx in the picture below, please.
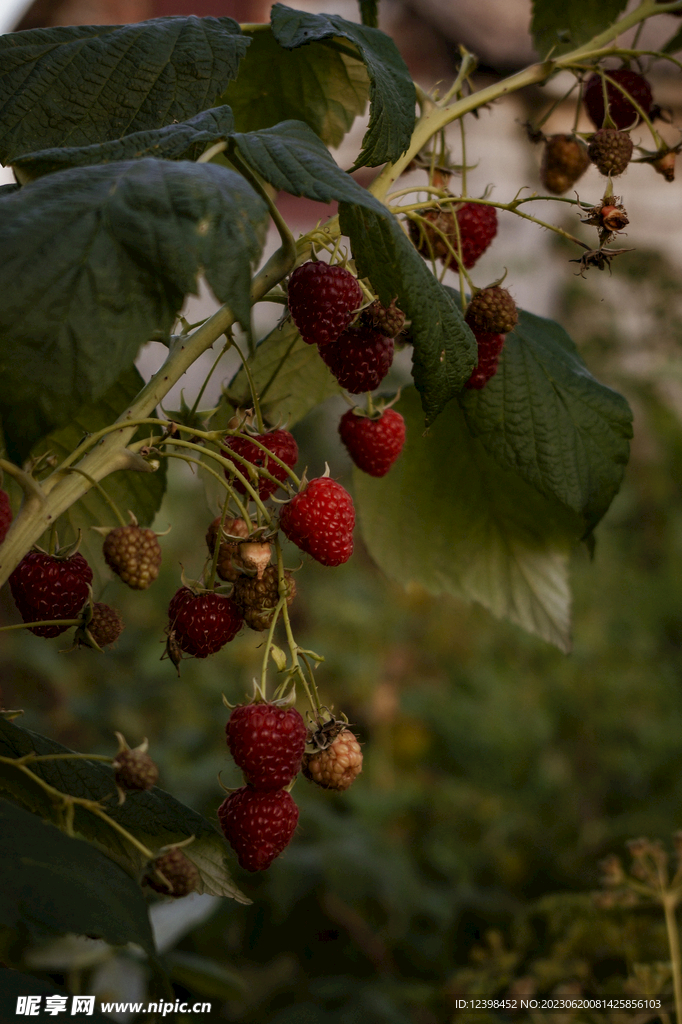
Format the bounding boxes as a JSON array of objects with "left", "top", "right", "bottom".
[
  {"left": 206, "top": 517, "right": 250, "bottom": 582},
  {"left": 338, "top": 408, "right": 406, "bottom": 477},
  {"left": 303, "top": 728, "right": 363, "bottom": 791},
  {"left": 226, "top": 701, "right": 307, "bottom": 789},
  {"left": 287, "top": 261, "right": 363, "bottom": 346},
  {"left": 168, "top": 588, "right": 243, "bottom": 658},
  {"left": 540, "top": 134, "right": 590, "bottom": 194},
  {"left": 220, "top": 430, "right": 298, "bottom": 500},
  {"left": 280, "top": 478, "right": 355, "bottom": 567},
  {"left": 145, "top": 848, "right": 200, "bottom": 898},
  {"left": 218, "top": 786, "right": 299, "bottom": 872},
  {"left": 232, "top": 566, "right": 296, "bottom": 632},
  {"left": 584, "top": 69, "right": 653, "bottom": 130},
  {"left": 0, "top": 489, "right": 12, "bottom": 544},
  {"left": 102, "top": 524, "right": 162, "bottom": 590},
  {"left": 318, "top": 326, "right": 394, "bottom": 394},
  {"left": 588, "top": 129, "right": 633, "bottom": 177},
  {"left": 409, "top": 200, "right": 498, "bottom": 270},
  {"left": 465, "top": 287, "right": 518, "bottom": 336},
  {"left": 9, "top": 551, "right": 93, "bottom": 638},
  {"left": 464, "top": 331, "right": 505, "bottom": 390}
]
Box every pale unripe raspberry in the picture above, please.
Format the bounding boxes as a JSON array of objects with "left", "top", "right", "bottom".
[
  {"left": 103, "top": 525, "right": 162, "bottom": 590},
  {"left": 303, "top": 729, "right": 363, "bottom": 791}
]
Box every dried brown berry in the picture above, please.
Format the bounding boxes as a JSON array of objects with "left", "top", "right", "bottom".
[
  {"left": 144, "top": 848, "right": 200, "bottom": 898},
  {"left": 364, "top": 298, "right": 406, "bottom": 338},
  {"left": 103, "top": 525, "right": 162, "bottom": 590},
  {"left": 465, "top": 287, "right": 518, "bottom": 336},
  {"left": 232, "top": 566, "right": 296, "bottom": 632},
  {"left": 113, "top": 747, "right": 159, "bottom": 792},
  {"left": 653, "top": 151, "right": 676, "bottom": 182},
  {"left": 540, "top": 134, "right": 590, "bottom": 194},
  {"left": 303, "top": 728, "right": 363, "bottom": 791},
  {"left": 588, "top": 129, "right": 633, "bottom": 176},
  {"left": 87, "top": 603, "right": 124, "bottom": 648},
  {"left": 205, "top": 517, "right": 249, "bottom": 582}
]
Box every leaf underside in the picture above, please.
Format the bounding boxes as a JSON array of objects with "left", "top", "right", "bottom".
[{"left": 530, "top": 0, "right": 628, "bottom": 56}]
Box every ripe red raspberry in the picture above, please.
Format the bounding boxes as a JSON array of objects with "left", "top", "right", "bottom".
[
  {"left": 103, "top": 524, "right": 162, "bottom": 590},
  {"left": 226, "top": 701, "right": 306, "bottom": 789},
  {"left": 221, "top": 430, "right": 298, "bottom": 500},
  {"left": 464, "top": 331, "right": 505, "bottom": 390},
  {"left": 232, "top": 566, "right": 296, "bottom": 632},
  {"left": 587, "top": 129, "right": 633, "bottom": 176},
  {"left": 113, "top": 747, "right": 159, "bottom": 792},
  {"left": 584, "top": 69, "right": 652, "bottom": 130},
  {"left": 218, "top": 786, "right": 299, "bottom": 871},
  {"left": 288, "top": 261, "right": 363, "bottom": 346},
  {"left": 0, "top": 489, "right": 12, "bottom": 544},
  {"left": 87, "top": 602, "right": 124, "bottom": 648},
  {"left": 319, "top": 326, "right": 394, "bottom": 394},
  {"left": 280, "top": 478, "right": 355, "bottom": 567},
  {"left": 465, "top": 287, "right": 518, "bottom": 336},
  {"left": 338, "top": 408, "right": 406, "bottom": 477},
  {"left": 540, "top": 134, "right": 590, "bottom": 194},
  {"left": 145, "top": 848, "right": 200, "bottom": 897},
  {"left": 303, "top": 728, "right": 363, "bottom": 791},
  {"left": 409, "top": 201, "right": 498, "bottom": 270},
  {"left": 168, "top": 588, "right": 243, "bottom": 658},
  {"left": 9, "top": 551, "right": 93, "bottom": 637}
]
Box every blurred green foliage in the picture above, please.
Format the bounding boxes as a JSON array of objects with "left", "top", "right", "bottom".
[{"left": 3, "top": 243, "right": 682, "bottom": 1021}]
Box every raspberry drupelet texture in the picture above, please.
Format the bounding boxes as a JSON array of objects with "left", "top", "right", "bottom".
[
  {"left": 9, "top": 551, "right": 93, "bottom": 637},
  {"left": 87, "top": 603, "right": 124, "bottom": 647},
  {"left": 464, "top": 331, "right": 506, "bottom": 390},
  {"left": 583, "top": 69, "right": 653, "bottom": 130},
  {"left": 206, "top": 516, "right": 250, "bottom": 582},
  {"left": 409, "top": 201, "right": 498, "bottom": 270},
  {"left": 113, "top": 748, "right": 159, "bottom": 792},
  {"left": 588, "top": 129, "right": 634, "bottom": 177},
  {"left": 303, "top": 729, "right": 363, "bottom": 791},
  {"left": 218, "top": 786, "right": 299, "bottom": 871},
  {"left": 145, "top": 849, "right": 200, "bottom": 897},
  {"left": 338, "top": 409, "right": 406, "bottom": 477},
  {"left": 465, "top": 287, "right": 518, "bottom": 336},
  {"left": 226, "top": 702, "right": 307, "bottom": 789},
  {"left": 318, "top": 326, "right": 394, "bottom": 394},
  {"left": 232, "top": 566, "right": 296, "bottom": 632},
  {"left": 279, "top": 478, "right": 355, "bottom": 567},
  {"left": 220, "top": 430, "right": 298, "bottom": 500},
  {"left": 168, "top": 588, "right": 243, "bottom": 658},
  {"left": 540, "top": 135, "right": 590, "bottom": 194},
  {"left": 103, "top": 525, "right": 162, "bottom": 590},
  {"left": 288, "top": 261, "right": 363, "bottom": 346}
]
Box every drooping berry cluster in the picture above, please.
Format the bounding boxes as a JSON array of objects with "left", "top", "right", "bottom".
[
  {"left": 219, "top": 701, "right": 307, "bottom": 871},
  {"left": 220, "top": 430, "right": 298, "bottom": 500}
]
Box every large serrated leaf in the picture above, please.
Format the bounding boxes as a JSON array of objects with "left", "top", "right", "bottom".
[
  {"left": 270, "top": 3, "right": 415, "bottom": 167},
  {"left": 0, "top": 799, "right": 156, "bottom": 956},
  {"left": 0, "top": 159, "right": 265, "bottom": 462},
  {"left": 0, "top": 17, "right": 249, "bottom": 164},
  {"left": 531, "top": 0, "right": 628, "bottom": 56},
  {"left": 459, "top": 308, "right": 632, "bottom": 533},
  {"left": 225, "top": 320, "right": 342, "bottom": 427},
  {"left": 219, "top": 27, "right": 369, "bottom": 150},
  {"left": 13, "top": 107, "right": 236, "bottom": 182},
  {"left": 230, "top": 120, "right": 475, "bottom": 424},
  {"left": 355, "top": 388, "right": 583, "bottom": 651},
  {"left": 0, "top": 716, "right": 249, "bottom": 903}
]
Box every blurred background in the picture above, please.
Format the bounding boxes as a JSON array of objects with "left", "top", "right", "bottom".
[{"left": 4, "top": 0, "right": 682, "bottom": 1021}]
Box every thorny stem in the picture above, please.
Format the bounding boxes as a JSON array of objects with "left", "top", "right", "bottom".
[
  {"left": 259, "top": 595, "right": 287, "bottom": 693},
  {"left": 231, "top": 337, "right": 266, "bottom": 434}
]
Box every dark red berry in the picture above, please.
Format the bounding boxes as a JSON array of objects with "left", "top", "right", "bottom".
[
  {"left": 220, "top": 430, "right": 298, "bottom": 500},
  {"left": 584, "top": 69, "right": 652, "bottom": 130},
  {"left": 145, "top": 848, "right": 200, "bottom": 897},
  {"left": 409, "top": 201, "right": 498, "bottom": 270},
  {"left": 9, "top": 551, "right": 93, "bottom": 638},
  {"left": 218, "top": 787, "right": 299, "bottom": 872},
  {"left": 288, "top": 261, "right": 363, "bottom": 346},
  {"left": 319, "top": 326, "right": 394, "bottom": 394},
  {"left": 338, "top": 408, "right": 406, "bottom": 477},
  {"left": 280, "top": 478, "right": 355, "bottom": 567},
  {"left": 0, "top": 490, "right": 12, "bottom": 544},
  {"left": 464, "top": 332, "right": 505, "bottom": 390},
  {"left": 226, "top": 702, "right": 307, "bottom": 789},
  {"left": 87, "top": 603, "right": 124, "bottom": 647},
  {"left": 168, "top": 588, "right": 242, "bottom": 658}
]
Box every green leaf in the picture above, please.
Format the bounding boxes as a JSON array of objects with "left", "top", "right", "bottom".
[
  {"left": 12, "top": 106, "right": 236, "bottom": 182},
  {"left": 219, "top": 27, "right": 368, "bottom": 151},
  {"left": 663, "top": 24, "right": 682, "bottom": 53},
  {"left": 0, "top": 799, "right": 155, "bottom": 955},
  {"left": 0, "top": 969, "right": 116, "bottom": 1022},
  {"left": 225, "top": 319, "right": 342, "bottom": 427},
  {"left": 459, "top": 308, "right": 632, "bottom": 533},
  {"left": 531, "top": 0, "right": 628, "bottom": 56},
  {"left": 0, "top": 17, "right": 249, "bottom": 164},
  {"left": 0, "top": 159, "right": 266, "bottom": 461},
  {"left": 355, "top": 387, "right": 583, "bottom": 651},
  {"left": 340, "top": 203, "right": 476, "bottom": 423},
  {"left": 231, "top": 120, "right": 475, "bottom": 423},
  {"left": 270, "top": 3, "right": 415, "bottom": 167},
  {"left": 0, "top": 717, "right": 249, "bottom": 903}
]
